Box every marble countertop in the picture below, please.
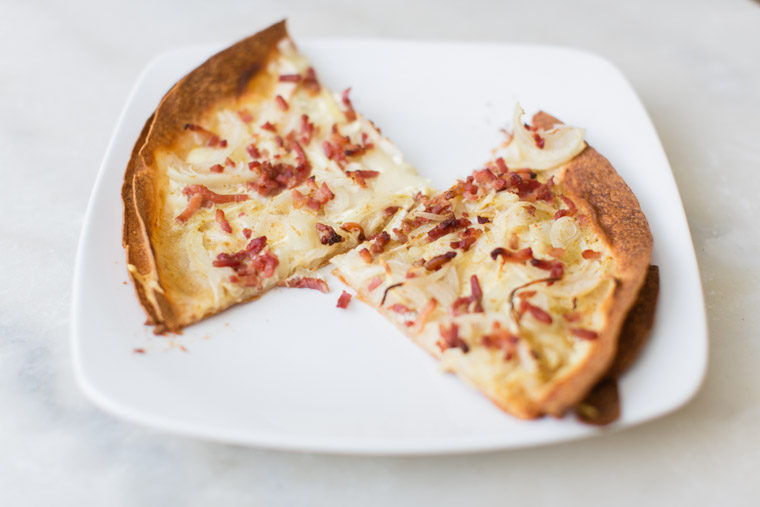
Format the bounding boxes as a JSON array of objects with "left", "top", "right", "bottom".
[{"left": 2, "top": 0, "right": 759, "bottom": 505}]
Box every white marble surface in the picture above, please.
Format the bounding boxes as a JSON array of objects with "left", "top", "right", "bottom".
[{"left": 1, "top": 0, "right": 759, "bottom": 505}]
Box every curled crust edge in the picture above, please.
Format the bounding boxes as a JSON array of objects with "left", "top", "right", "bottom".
[{"left": 121, "top": 21, "right": 289, "bottom": 334}]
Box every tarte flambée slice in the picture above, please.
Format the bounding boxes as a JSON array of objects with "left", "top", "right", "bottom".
[
  {"left": 331, "top": 107, "right": 652, "bottom": 418},
  {"left": 123, "top": 21, "right": 431, "bottom": 333}
]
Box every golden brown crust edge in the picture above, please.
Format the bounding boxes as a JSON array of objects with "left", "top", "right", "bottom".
[
  {"left": 122, "top": 21, "right": 289, "bottom": 333},
  {"left": 532, "top": 112, "right": 653, "bottom": 416}
]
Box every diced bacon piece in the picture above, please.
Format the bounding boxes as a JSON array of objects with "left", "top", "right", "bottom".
[
  {"left": 215, "top": 209, "right": 232, "bottom": 233},
  {"left": 316, "top": 223, "right": 343, "bottom": 245},
  {"left": 570, "top": 328, "right": 599, "bottom": 340},
  {"left": 437, "top": 323, "right": 469, "bottom": 353},
  {"left": 302, "top": 67, "right": 320, "bottom": 93},
  {"left": 212, "top": 236, "right": 278, "bottom": 288},
  {"left": 451, "top": 275, "right": 484, "bottom": 315},
  {"left": 176, "top": 193, "right": 204, "bottom": 222},
  {"left": 548, "top": 247, "right": 565, "bottom": 259},
  {"left": 238, "top": 109, "right": 253, "bottom": 123},
  {"left": 582, "top": 249, "right": 602, "bottom": 260},
  {"left": 246, "top": 143, "right": 261, "bottom": 159},
  {"left": 519, "top": 300, "right": 553, "bottom": 324},
  {"left": 183, "top": 185, "right": 248, "bottom": 204},
  {"left": 427, "top": 215, "right": 471, "bottom": 241},
  {"left": 411, "top": 298, "right": 438, "bottom": 335},
  {"left": 563, "top": 312, "right": 581, "bottom": 322},
  {"left": 389, "top": 303, "right": 412, "bottom": 314},
  {"left": 482, "top": 322, "right": 520, "bottom": 361},
  {"left": 477, "top": 216, "right": 491, "bottom": 224},
  {"left": 245, "top": 236, "right": 267, "bottom": 255},
  {"left": 358, "top": 248, "right": 373, "bottom": 264},
  {"left": 337, "top": 291, "right": 352, "bottom": 309},
  {"left": 533, "top": 132, "right": 545, "bottom": 149},
  {"left": 275, "top": 95, "right": 289, "bottom": 111},
  {"left": 279, "top": 276, "right": 329, "bottom": 293},
  {"left": 491, "top": 247, "right": 534, "bottom": 264},
  {"left": 347, "top": 170, "right": 380, "bottom": 188},
  {"left": 341, "top": 87, "right": 357, "bottom": 122},
  {"left": 299, "top": 114, "right": 315, "bottom": 145},
  {"left": 242, "top": 228, "right": 252, "bottom": 239},
  {"left": 424, "top": 251, "right": 457, "bottom": 271},
  {"left": 367, "top": 275, "right": 383, "bottom": 292},
  {"left": 261, "top": 121, "right": 277, "bottom": 132},
  {"left": 450, "top": 227, "right": 482, "bottom": 251},
  {"left": 494, "top": 157, "right": 509, "bottom": 174},
  {"left": 369, "top": 231, "right": 391, "bottom": 254},
  {"left": 184, "top": 123, "right": 226, "bottom": 148},
  {"left": 278, "top": 73, "right": 302, "bottom": 83},
  {"left": 340, "top": 222, "right": 366, "bottom": 241},
  {"left": 210, "top": 164, "right": 224, "bottom": 173},
  {"left": 248, "top": 160, "right": 311, "bottom": 197}
]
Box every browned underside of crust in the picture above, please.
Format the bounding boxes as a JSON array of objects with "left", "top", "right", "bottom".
[
  {"left": 122, "top": 21, "right": 288, "bottom": 333},
  {"left": 576, "top": 265, "right": 660, "bottom": 425},
  {"left": 531, "top": 111, "right": 653, "bottom": 416}
]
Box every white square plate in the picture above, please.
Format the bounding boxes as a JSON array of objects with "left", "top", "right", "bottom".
[{"left": 71, "top": 39, "right": 707, "bottom": 455}]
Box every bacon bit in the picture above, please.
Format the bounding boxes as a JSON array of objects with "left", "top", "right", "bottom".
[
  {"left": 274, "top": 135, "right": 284, "bottom": 148},
  {"left": 210, "top": 164, "right": 224, "bottom": 173},
  {"left": 427, "top": 214, "right": 471, "bottom": 241},
  {"left": 278, "top": 73, "right": 302, "bottom": 83},
  {"left": 570, "top": 328, "right": 599, "bottom": 340},
  {"left": 424, "top": 251, "right": 457, "bottom": 271},
  {"left": 215, "top": 209, "right": 232, "bottom": 233},
  {"left": 450, "top": 227, "right": 482, "bottom": 251},
  {"left": 367, "top": 275, "right": 383, "bottom": 292},
  {"left": 261, "top": 121, "right": 277, "bottom": 132},
  {"left": 341, "top": 222, "right": 366, "bottom": 241},
  {"left": 381, "top": 282, "right": 404, "bottom": 305},
  {"left": 133, "top": 348, "right": 146, "bottom": 354},
  {"left": 176, "top": 193, "right": 204, "bottom": 222},
  {"left": 491, "top": 247, "right": 534, "bottom": 264},
  {"left": 299, "top": 114, "right": 315, "bottom": 145},
  {"left": 554, "top": 196, "right": 578, "bottom": 220},
  {"left": 582, "top": 249, "right": 602, "bottom": 260},
  {"left": 548, "top": 247, "right": 565, "bottom": 259},
  {"left": 519, "top": 300, "right": 553, "bottom": 324},
  {"left": 369, "top": 231, "right": 391, "bottom": 254},
  {"left": 246, "top": 143, "right": 261, "bottom": 159},
  {"left": 275, "top": 95, "right": 289, "bottom": 111},
  {"left": 482, "top": 322, "right": 520, "bottom": 360},
  {"left": 225, "top": 157, "right": 236, "bottom": 168},
  {"left": 550, "top": 262, "right": 565, "bottom": 278},
  {"left": 337, "top": 291, "right": 352, "bottom": 309},
  {"left": 529, "top": 258, "right": 565, "bottom": 279},
  {"left": 494, "top": 157, "right": 509, "bottom": 174},
  {"left": 473, "top": 168, "right": 508, "bottom": 192},
  {"left": 316, "top": 223, "right": 343, "bottom": 245},
  {"left": 437, "top": 323, "right": 469, "bottom": 353},
  {"left": 184, "top": 123, "right": 226, "bottom": 148},
  {"left": 279, "top": 276, "right": 329, "bottom": 294},
  {"left": 451, "top": 275, "right": 485, "bottom": 315},
  {"left": 242, "top": 228, "right": 252, "bottom": 239},
  {"left": 518, "top": 290, "right": 537, "bottom": 300},
  {"left": 411, "top": 298, "right": 438, "bottom": 335},
  {"left": 292, "top": 177, "right": 334, "bottom": 211},
  {"left": 577, "top": 214, "right": 589, "bottom": 226},
  {"left": 341, "top": 87, "right": 357, "bottom": 122},
  {"left": 302, "top": 67, "right": 320, "bottom": 93},
  {"left": 213, "top": 236, "right": 279, "bottom": 287},
  {"left": 533, "top": 132, "right": 545, "bottom": 149},
  {"left": 563, "top": 311, "right": 581, "bottom": 322},
  {"left": 238, "top": 109, "right": 253, "bottom": 123},
  {"left": 385, "top": 304, "right": 409, "bottom": 315},
  {"left": 477, "top": 216, "right": 491, "bottom": 224},
  {"left": 248, "top": 159, "right": 311, "bottom": 197},
  {"left": 347, "top": 170, "right": 380, "bottom": 188},
  {"left": 525, "top": 205, "right": 536, "bottom": 216},
  {"left": 358, "top": 248, "right": 373, "bottom": 264},
  {"left": 183, "top": 185, "right": 248, "bottom": 204}
]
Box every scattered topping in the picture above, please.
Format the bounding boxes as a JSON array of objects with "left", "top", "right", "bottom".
[
  {"left": 246, "top": 143, "right": 261, "bottom": 159},
  {"left": 248, "top": 160, "right": 311, "bottom": 197},
  {"left": 215, "top": 209, "right": 232, "bottom": 233},
  {"left": 582, "top": 249, "right": 602, "bottom": 260},
  {"left": 451, "top": 275, "right": 484, "bottom": 315},
  {"left": 530, "top": 258, "right": 565, "bottom": 279},
  {"left": 299, "top": 114, "right": 315, "bottom": 145},
  {"left": 278, "top": 276, "right": 329, "bottom": 293},
  {"left": 302, "top": 67, "right": 320, "bottom": 93},
  {"left": 176, "top": 193, "right": 203, "bottom": 222},
  {"left": 389, "top": 303, "right": 412, "bottom": 314},
  {"left": 427, "top": 214, "right": 471, "bottom": 241},
  {"left": 316, "top": 223, "right": 344, "bottom": 245},
  {"left": 491, "top": 247, "right": 534, "bottom": 264},
  {"left": 278, "top": 73, "right": 302, "bottom": 83},
  {"left": 242, "top": 228, "right": 252, "bottom": 239},
  {"left": 411, "top": 298, "right": 438, "bottom": 335},
  {"left": 275, "top": 95, "right": 289, "bottom": 111},
  {"left": 424, "top": 251, "right": 457, "bottom": 271},
  {"left": 177, "top": 185, "right": 248, "bottom": 221},
  {"left": 563, "top": 311, "right": 581, "bottom": 322},
  {"left": 570, "top": 328, "right": 599, "bottom": 340},
  {"left": 367, "top": 275, "right": 383, "bottom": 292},
  {"left": 340, "top": 222, "right": 366, "bottom": 241},
  {"left": 210, "top": 164, "right": 224, "bottom": 173},
  {"left": 213, "top": 236, "right": 279, "bottom": 287},
  {"left": 347, "top": 170, "right": 380, "bottom": 188},
  {"left": 238, "top": 109, "right": 253, "bottom": 123},
  {"left": 358, "top": 247, "right": 373, "bottom": 264},
  {"left": 292, "top": 177, "right": 335, "bottom": 211},
  {"left": 554, "top": 195, "right": 577, "bottom": 220},
  {"left": 184, "top": 123, "right": 226, "bottom": 147},
  {"left": 438, "top": 323, "right": 469, "bottom": 353},
  {"left": 519, "top": 299, "right": 553, "bottom": 324},
  {"left": 477, "top": 216, "right": 491, "bottom": 224},
  {"left": 482, "top": 322, "right": 519, "bottom": 360},
  {"left": 261, "top": 121, "right": 277, "bottom": 132},
  {"left": 533, "top": 132, "right": 545, "bottom": 149},
  {"left": 450, "top": 227, "right": 482, "bottom": 251},
  {"left": 341, "top": 87, "right": 357, "bottom": 122},
  {"left": 337, "top": 291, "right": 352, "bottom": 309},
  {"left": 369, "top": 231, "right": 391, "bottom": 254}
]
